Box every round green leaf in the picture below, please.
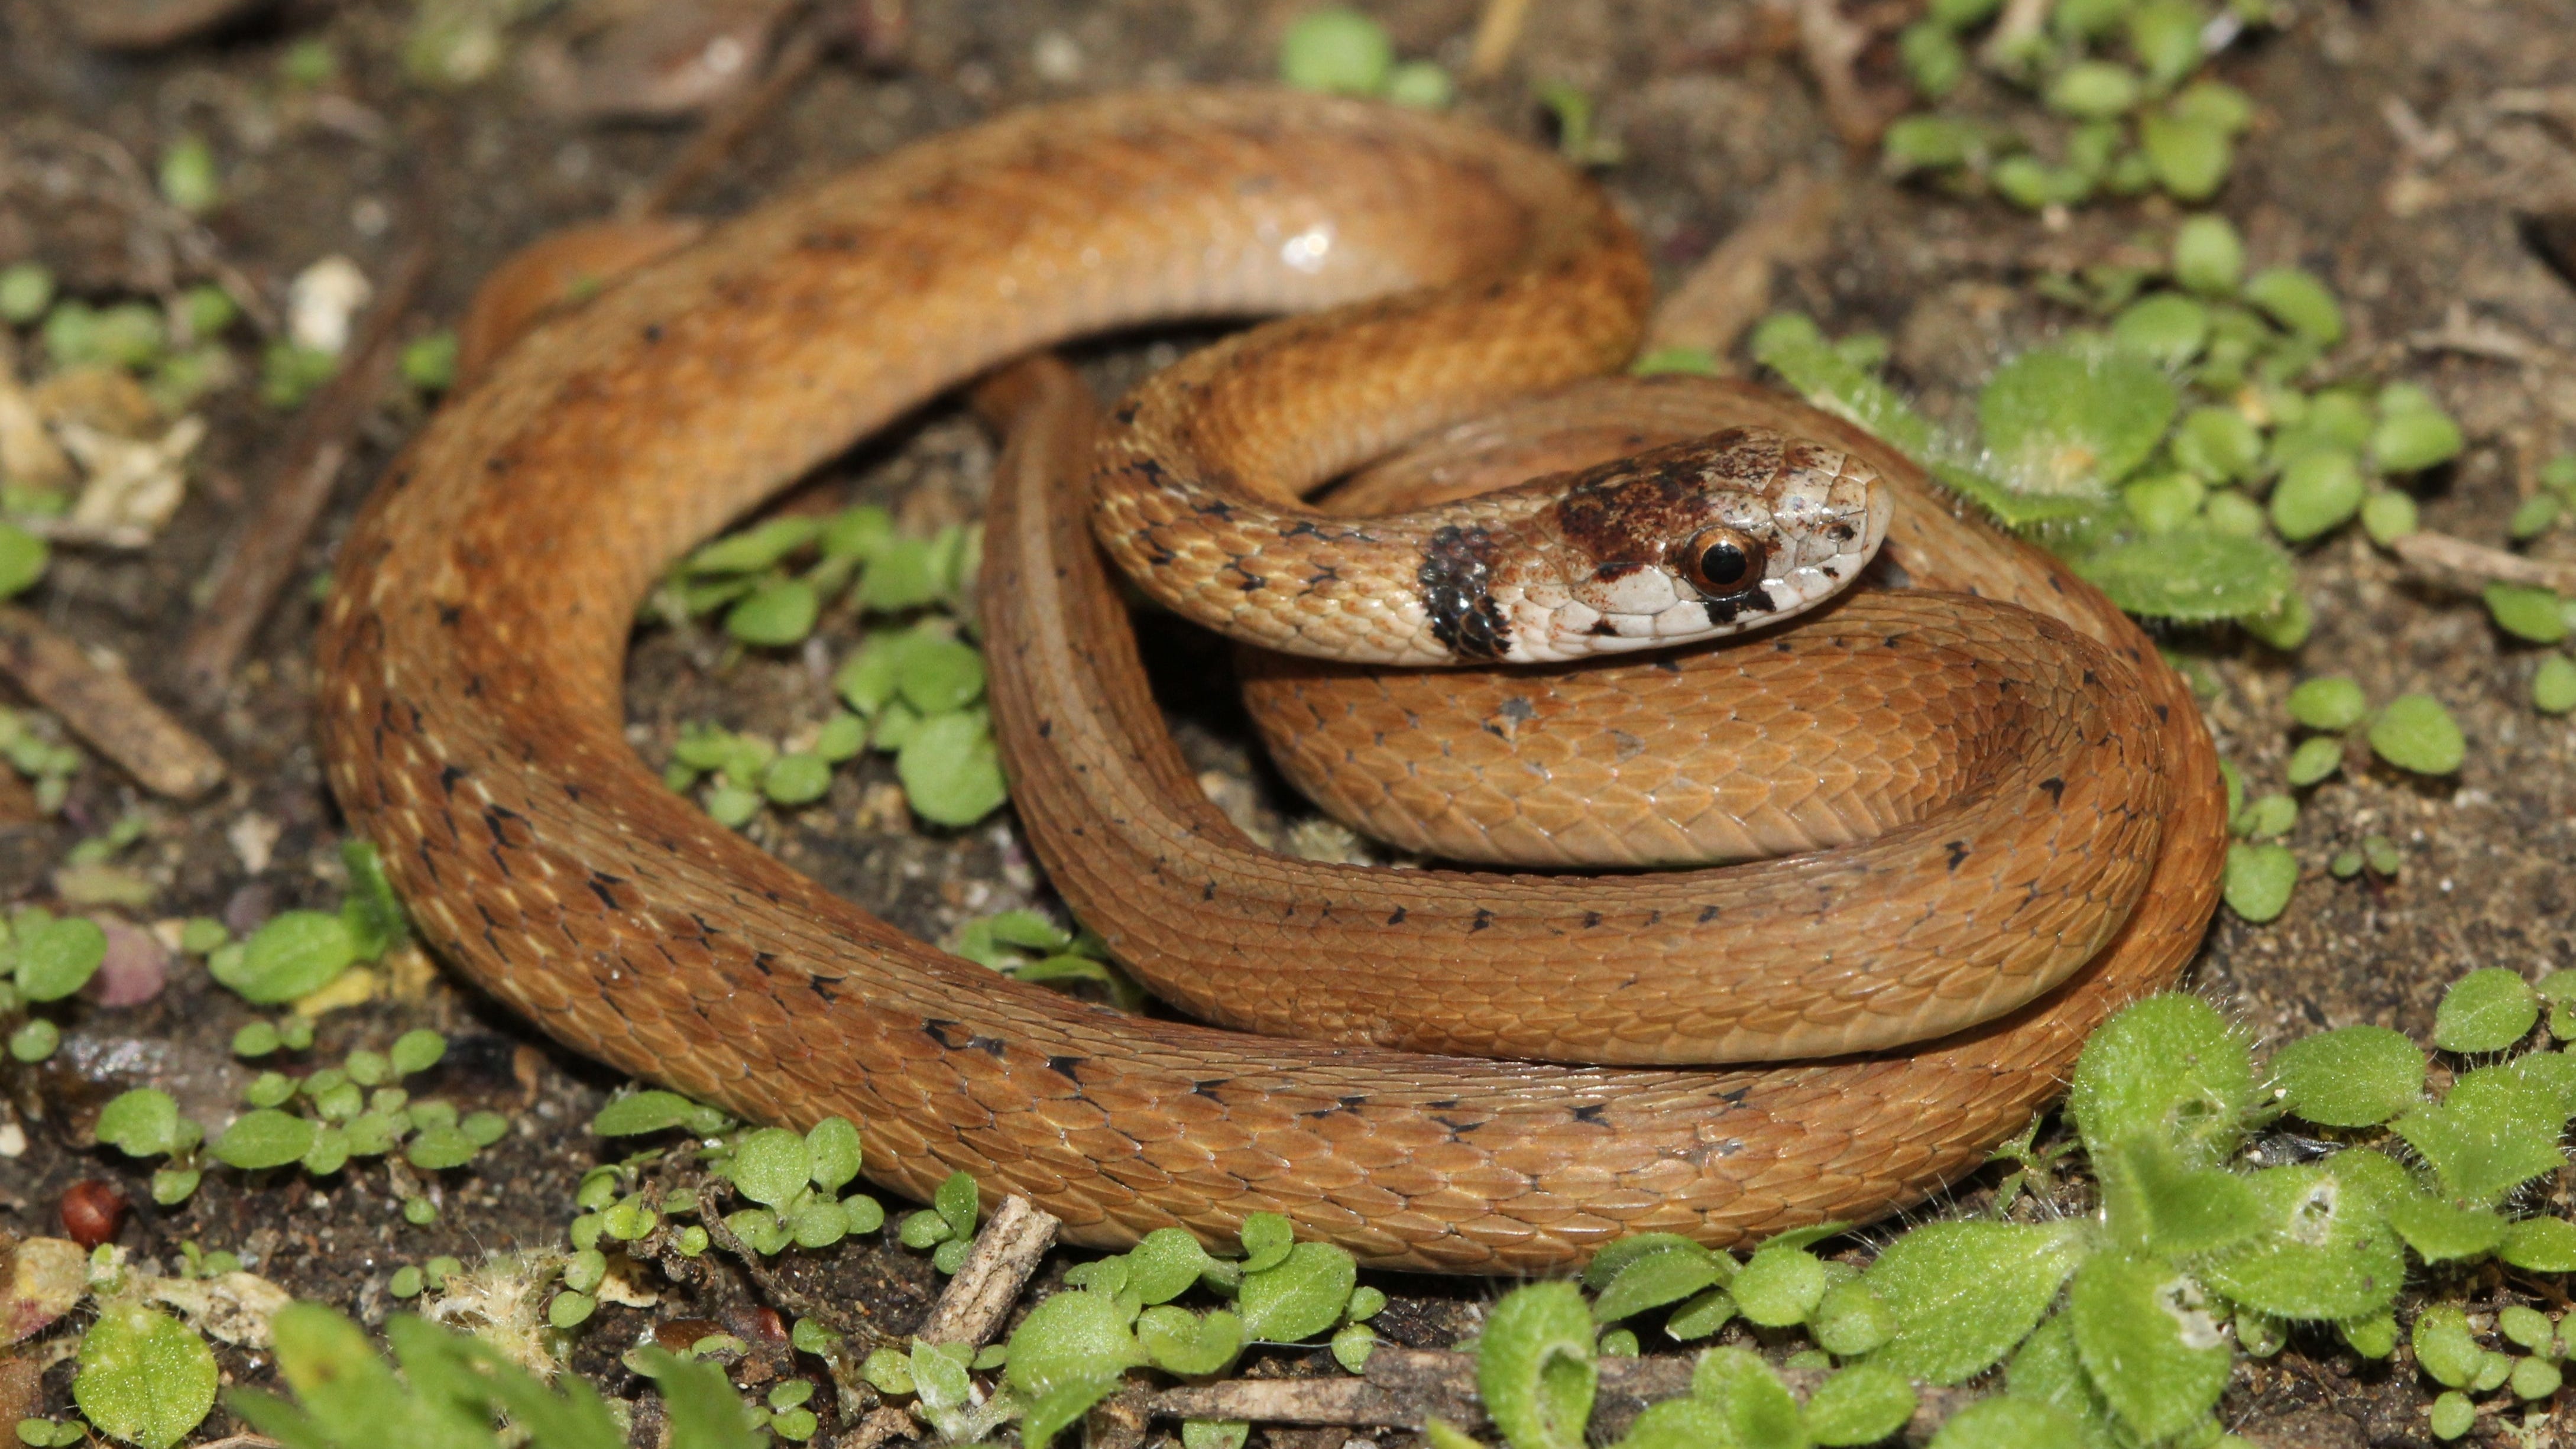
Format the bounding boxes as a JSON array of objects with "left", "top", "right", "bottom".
[
  {"left": 1278, "top": 8, "right": 1392, "bottom": 95},
  {"left": 2270, "top": 1025, "right": 2424, "bottom": 1126},
  {"left": 211, "top": 1108, "right": 317, "bottom": 1170},
  {"left": 2269, "top": 449, "right": 2365, "bottom": 542},
  {"left": 2485, "top": 584, "right": 2568, "bottom": 644},
  {"left": 895, "top": 638, "right": 987, "bottom": 714},
  {"left": 2170, "top": 405, "right": 2261, "bottom": 481},
  {"left": 2224, "top": 842, "right": 2297, "bottom": 923},
  {"left": 2046, "top": 61, "right": 2141, "bottom": 119},
  {"left": 2069, "top": 994, "right": 2254, "bottom": 1163},
  {"left": 2244, "top": 267, "right": 2344, "bottom": 344},
  {"left": 1590, "top": 1246, "right": 1723, "bottom": 1324},
  {"left": 2360, "top": 490, "right": 2419, "bottom": 544},
  {"left": 1728, "top": 1246, "right": 1827, "bottom": 1327},
  {"left": 2111, "top": 295, "right": 2209, "bottom": 368},
  {"left": 762, "top": 753, "right": 832, "bottom": 806},
  {"left": 389, "top": 1028, "right": 447, "bottom": 1077},
  {"left": 2368, "top": 694, "right": 2465, "bottom": 774},
  {"left": 2172, "top": 216, "right": 2244, "bottom": 297},
  {"left": 0, "top": 523, "right": 52, "bottom": 601},
  {"left": 2140, "top": 112, "right": 2232, "bottom": 200},
  {"left": 1808, "top": 1281, "right": 1895, "bottom": 1358},
  {"left": 2434, "top": 969, "right": 2540, "bottom": 1054},
  {"left": 2285, "top": 736, "right": 2344, "bottom": 787},
  {"left": 74, "top": 1305, "right": 216, "bottom": 1449},
  {"left": 1803, "top": 1363, "right": 1916, "bottom": 1448},
  {"left": 895, "top": 712, "right": 1007, "bottom": 826},
  {"left": 2498, "top": 1215, "right": 2576, "bottom": 1272},
  {"left": 1237, "top": 1241, "right": 1356, "bottom": 1343},
  {"left": 2533, "top": 654, "right": 2576, "bottom": 714},
  {"left": 1006, "top": 1290, "right": 1145, "bottom": 1399},
  {"left": 218, "top": 910, "right": 358, "bottom": 1004},
  {"left": 95, "top": 1090, "right": 185, "bottom": 1159},
  {"left": 806, "top": 1116, "right": 863, "bottom": 1194},
  {"left": 725, "top": 579, "right": 819, "bottom": 647},
  {"left": 2373, "top": 409, "right": 2463, "bottom": 474},
  {"left": 728, "top": 1127, "right": 814, "bottom": 1208},
  {"left": 15, "top": 916, "right": 106, "bottom": 1001},
  {"left": 2287, "top": 675, "right": 2367, "bottom": 731}
]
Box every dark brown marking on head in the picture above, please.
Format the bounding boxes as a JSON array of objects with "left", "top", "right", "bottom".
[
  {"left": 1420, "top": 524, "right": 1511, "bottom": 662},
  {"left": 1556, "top": 432, "right": 1768, "bottom": 559}
]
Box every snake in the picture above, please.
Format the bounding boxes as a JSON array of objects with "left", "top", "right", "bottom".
[{"left": 315, "top": 87, "right": 2227, "bottom": 1272}]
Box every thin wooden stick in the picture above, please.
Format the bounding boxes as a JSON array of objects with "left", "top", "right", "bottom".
[
  {"left": 914, "top": 1195, "right": 1061, "bottom": 1347},
  {"left": 176, "top": 239, "right": 431, "bottom": 705},
  {"left": 0, "top": 606, "right": 225, "bottom": 798},
  {"left": 628, "top": 16, "right": 833, "bottom": 220},
  {"left": 2391, "top": 531, "right": 2576, "bottom": 594},
  {"left": 1467, "top": 0, "right": 1535, "bottom": 79}
]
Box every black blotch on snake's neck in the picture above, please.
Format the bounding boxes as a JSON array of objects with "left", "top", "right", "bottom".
[{"left": 1420, "top": 523, "right": 1512, "bottom": 662}]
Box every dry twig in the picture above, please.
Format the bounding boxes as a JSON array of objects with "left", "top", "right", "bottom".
[
  {"left": 914, "top": 1195, "right": 1061, "bottom": 1348},
  {"left": 0, "top": 605, "right": 224, "bottom": 799},
  {"left": 176, "top": 239, "right": 432, "bottom": 704},
  {"left": 2390, "top": 530, "right": 2576, "bottom": 595},
  {"left": 1644, "top": 166, "right": 1844, "bottom": 362},
  {"left": 629, "top": 14, "right": 835, "bottom": 219},
  {"left": 1794, "top": 0, "right": 1889, "bottom": 149},
  {"left": 1467, "top": 0, "right": 1535, "bottom": 80}
]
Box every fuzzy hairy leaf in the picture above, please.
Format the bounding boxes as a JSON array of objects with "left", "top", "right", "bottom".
[{"left": 1864, "top": 1220, "right": 2087, "bottom": 1385}]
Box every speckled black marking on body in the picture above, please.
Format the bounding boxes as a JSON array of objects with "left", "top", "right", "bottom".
[{"left": 1420, "top": 524, "right": 1511, "bottom": 662}]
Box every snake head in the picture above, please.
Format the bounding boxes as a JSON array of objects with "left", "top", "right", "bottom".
[{"left": 1504, "top": 427, "right": 1891, "bottom": 662}]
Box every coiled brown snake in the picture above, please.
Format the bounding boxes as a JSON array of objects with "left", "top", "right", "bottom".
[{"left": 316, "top": 89, "right": 2226, "bottom": 1272}]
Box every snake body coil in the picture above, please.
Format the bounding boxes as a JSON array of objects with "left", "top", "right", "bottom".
[{"left": 317, "top": 89, "right": 2226, "bottom": 1272}]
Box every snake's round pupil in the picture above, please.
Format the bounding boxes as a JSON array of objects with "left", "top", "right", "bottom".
[
  {"left": 1679, "top": 527, "right": 1764, "bottom": 598},
  {"left": 1698, "top": 542, "right": 1746, "bottom": 586}
]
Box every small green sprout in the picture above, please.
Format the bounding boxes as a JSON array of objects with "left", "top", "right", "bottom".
[
  {"left": 157, "top": 136, "right": 221, "bottom": 215},
  {"left": 1277, "top": 9, "right": 1392, "bottom": 95},
  {"left": 0, "top": 261, "right": 53, "bottom": 322},
  {"left": 2366, "top": 693, "right": 2465, "bottom": 775}
]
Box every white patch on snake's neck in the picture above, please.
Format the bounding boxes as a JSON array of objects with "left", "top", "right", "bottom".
[{"left": 1280, "top": 224, "right": 1334, "bottom": 274}]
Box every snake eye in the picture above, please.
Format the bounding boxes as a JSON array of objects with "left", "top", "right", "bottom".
[{"left": 1677, "top": 527, "right": 1764, "bottom": 598}]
